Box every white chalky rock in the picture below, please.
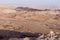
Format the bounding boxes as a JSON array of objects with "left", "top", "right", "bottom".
[
  {"left": 50, "top": 30, "right": 55, "bottom": 36},
  {"left": 37, "top": 34, "right": 45, "bottom": 40},
  {"left": 49, "top": 30, "right": 55, "bottom": 40},
  {"left": 9, "top": 38, "right": 23, "bottom": 40},
  {"left": 50, "top": 30, "right": 54, "bottom": 34},
  {"left": 23, "top": 37, "right": 30, "bottom": 40}
]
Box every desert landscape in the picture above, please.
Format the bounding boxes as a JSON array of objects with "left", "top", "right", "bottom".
[{"left": 0, "top": 5, "right": 60, "bottom": 40}]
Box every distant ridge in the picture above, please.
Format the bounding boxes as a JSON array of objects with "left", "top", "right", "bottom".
[{"left": 15, "top": 7, "right": 51, "bottom": 12}]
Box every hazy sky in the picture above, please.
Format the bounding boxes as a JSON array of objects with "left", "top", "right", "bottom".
[{"left": 0, "top": 0, "right": 60, "bottom": 7}]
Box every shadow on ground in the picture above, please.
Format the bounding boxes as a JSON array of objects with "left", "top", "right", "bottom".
[{"left": 0, "top": 30, "right": 39, "bottom": 40}]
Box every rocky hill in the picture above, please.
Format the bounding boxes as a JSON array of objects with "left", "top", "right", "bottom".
[
  {"left": 0, "top": 6, "right": 60, "bottom": 40},
  {"left": 0, "top": 6, "right": 60, "bottom": 33}
]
